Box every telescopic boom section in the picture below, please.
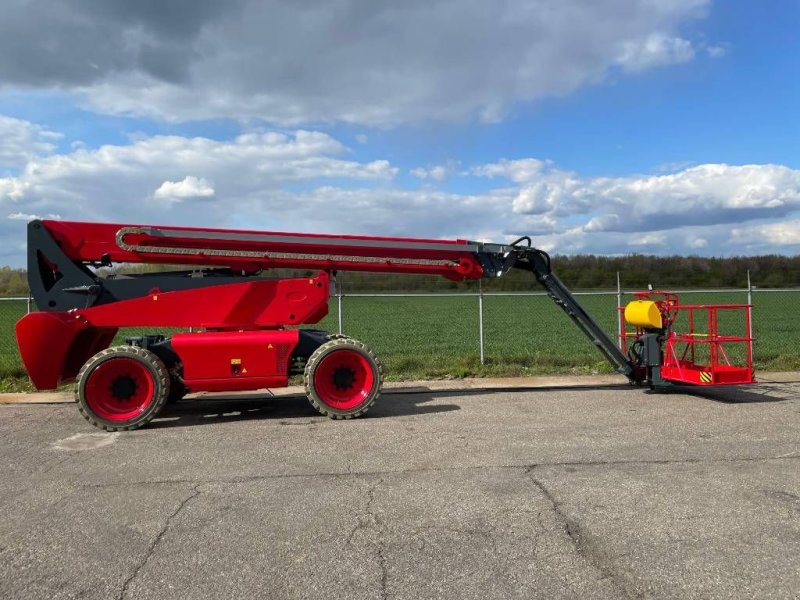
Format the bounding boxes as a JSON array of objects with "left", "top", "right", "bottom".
[{"left": 39, "top": 220, "right": 506, "bottom": 280}]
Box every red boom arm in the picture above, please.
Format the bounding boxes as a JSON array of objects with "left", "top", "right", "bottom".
[
  {"left": 41, "top": 220, "right": 493, "bottom": 280},
  {"left": 18, "top": 219, "right": 518, "bottom": 390}
]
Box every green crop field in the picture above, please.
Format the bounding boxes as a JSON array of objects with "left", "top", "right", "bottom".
[
  {"left": 330, "top": 291, "right": 800, "bottom": 378},
  {"left": 1, "top": 291, "right": 799, "bottom": 389},
  {"left": 0, "top": 300, "right": 27, "bottom": 381}
]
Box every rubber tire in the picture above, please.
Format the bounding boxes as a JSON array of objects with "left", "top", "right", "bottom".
[
  {"left": 304, "top": 338, "right": 383, "bottom": 419},
  {"left": 326, "top": 333, "right": 354, "bottom": 345},
  {"left": 75, "top": 345, "right": 170, "bottom": 431}
]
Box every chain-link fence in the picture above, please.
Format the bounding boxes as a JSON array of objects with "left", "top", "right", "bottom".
[
  {"left": 1, "top": 286, "right": 799, "bottom": 379},
  {"left": 325, "top": 286, "right": 799, "bottom": 376}
]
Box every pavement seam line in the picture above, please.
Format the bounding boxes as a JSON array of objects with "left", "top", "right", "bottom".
[
  {"left": 118, "top": 484, "right": 201, "bottom": 600},
  {"left": 76, "top": 454, "right": 800, "bottom": 490},
  {"left": 524, "top": 466, "right": 638, "bottom": 599}
]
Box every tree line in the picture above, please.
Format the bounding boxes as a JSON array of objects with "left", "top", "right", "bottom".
[
  {"left": 0, "top": 267, "right": 28, "bottom": 296},
  {"left": 333, "top": 254, "right": 800, "bottom": 292},
  {"left": 1, "top": 254, "right": 798, "bottom": 296}
]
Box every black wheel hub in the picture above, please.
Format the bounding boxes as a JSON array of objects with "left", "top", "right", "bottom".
[
  {"left": 110, "top": 376, "right": 137, "bottom": 401},
  {"left": 332, "top": 367, "right": 356, "bottom": 391}
]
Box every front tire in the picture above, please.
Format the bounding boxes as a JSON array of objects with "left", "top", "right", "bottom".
[
  {"left": 304, "top": 338, "right": 383, "bottom": 419},
  {"left": 75, "top": 346, "right": 170, "bottom": 431}
]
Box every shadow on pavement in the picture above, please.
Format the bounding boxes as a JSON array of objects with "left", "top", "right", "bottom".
[
  {"left": 402, "top": 382, "right": 794, "bottom": 404},
  {"left": 151, "top": 383, "right": 639, "bottom": 430},
  {"left": 149, "top": 390, "right": 461, "bottom": 429},
  {"left": 148, "top": 379, "right": 795, "bottom": 429},
  {"left": 654, "top": 382, "right": 795, "bottom": 404}
]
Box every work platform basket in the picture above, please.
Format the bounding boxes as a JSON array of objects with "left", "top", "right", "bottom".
[{"left": 619, "top": 292, "right": 755, "bottom": 386}]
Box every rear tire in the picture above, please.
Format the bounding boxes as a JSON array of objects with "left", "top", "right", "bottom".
[
  {"left": 75, "top": 346, "right": 170, "bottom": 431},
  {"left": 304, "top": 338, "right": 382, "bottom": 419}
]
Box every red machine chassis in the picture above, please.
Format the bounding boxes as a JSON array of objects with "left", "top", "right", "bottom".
[{"left": 14, "top": 219, "right": 756, "bottom": 431}]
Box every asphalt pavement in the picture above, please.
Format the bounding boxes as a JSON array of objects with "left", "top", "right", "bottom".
[{"left": 1, "top": 378, "right": 798, "bottom": 599}]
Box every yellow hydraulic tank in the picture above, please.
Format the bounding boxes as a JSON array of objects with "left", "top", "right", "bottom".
[{"left": 624, "top": 300, "right": 663, "bottom": 329}]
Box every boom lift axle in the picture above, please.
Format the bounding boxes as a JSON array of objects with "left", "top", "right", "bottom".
[{"left": 15, "top": 220, "right": 754, "bottom": 431}]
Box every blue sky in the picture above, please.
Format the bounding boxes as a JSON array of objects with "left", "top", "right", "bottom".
[{"left": 0, "top": 0, "right": 798, "bottom": 265}]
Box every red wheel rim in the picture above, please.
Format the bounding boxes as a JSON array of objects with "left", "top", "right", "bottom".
[
  {"left": 313, "top": 349, "right": 375, "bottom": 410},
  {"left": 84, "top": 357, "right": 156, "bottom": 422}
]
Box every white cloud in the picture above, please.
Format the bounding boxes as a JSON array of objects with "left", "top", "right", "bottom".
[
  {"left": 0, "top": 129, "right": 402, "bottom": 264},
  {"left": 731, "top": 220, "right": 800, "bottom": 248},
  {"left": 411, "top": 166, "right": 445, "bottom": 181},
  {"left": 471, "top": 159, "right": 549, "bottom": 183},
  {"left": 2, "top": 126, "right": 800, "bottom": 265},
  {"left": 411, "top": 161, "right": 460, "bottom": 182},
  {"left": 0, "top": 177, "right": 28, "bottom": 201},
  {"left": 472, "top": 160, "right": 800, "bottom": 256},
  {"left": 584, "top": 164, "right": 800, "bottom": 231},
  {"left": 278, "top": 186, "right": 514, "bottom": 241},
  {"left": 477, "top": 161, "right": 593, "bottom": 218},
  {"left": 0, "top": 115, "right": 62, "bottom": 168},
  {"left": 0, "top": 0, "right": 711, "bottom": 125},
  {"left": 153, "top": 176, "right": 214, "bottom": 202},
  {"left": 654, "top": 160, "right": 696, "bottom": 173},
  {"left": 7, "top": 211, "right": 61, "bottom": 221},
  {"left": 0, "top": 127, "right": 512, "bottom": 262},
  {"left": 629, "top": 232, "right": 668, "bottom": 247},
  {"left": 616, "top": 32, "right": 696, "bottom": 73},
  {"left": 510, "top": 223, "right": 742, "bottom": 257},
  {"left": 2, "top": 130, "right": 396, "bottom": 216},
  {"left": 476, "top": 161, "right": 800, "bottom": 234}
]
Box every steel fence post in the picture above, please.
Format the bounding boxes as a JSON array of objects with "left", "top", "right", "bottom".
[
  {"left": 337, "top": 275, "right": 344, "bottom": 336},
  {"left": 478, "top": 279, "right": 485, "bottom": 365},
  {"left": 27, "top": 292, "right": 32, "bottom": 314},
  {"left": 747, "top": 270, "right": 754, "bottom": 344},
  {"left": 616, "top": 271, "right": 622, "bottom": 349}
]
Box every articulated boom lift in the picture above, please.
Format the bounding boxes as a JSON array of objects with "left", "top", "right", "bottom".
[{"left": 16, "top": 220, "right": 755, "bottom": 431}]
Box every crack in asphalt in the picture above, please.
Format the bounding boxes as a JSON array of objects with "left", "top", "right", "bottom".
[
  {"left": 346, "top": 479, "right": 388, "bottom": 599},
  {"left": 525, "top": 466, "right": 639, "bottom": 599},
  {"left": 118, "top": 484, "right": 201, "bottom": 600}
]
